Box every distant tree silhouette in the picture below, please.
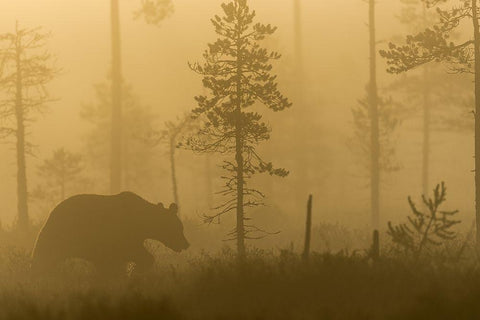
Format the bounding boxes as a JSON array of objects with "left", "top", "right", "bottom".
[
  {"left": 392, "top": 0, "right": 471, "bottom": 197},
  {"left": 147, "top": 113, "right": 197, "bottom": 215},
  {"left": 37, "top": 148, "right": 84, "bottom": 201},
  {"left": 135, "top": 0, "right": 174, "bottom": 26},
  {"left": 109, "top": 0, "right": 173, "bottom": 194},
  {"left": 293, "top": 0, "right": 302, "bottom": 79},
  {"left": 81, "top": 81, "right": 157, "bottom": 194},
  {"left": 368, "top": 0, "right": 381, "bottom": 231},
  {"left": 350, "top": 93, "right": 402, "bottom": 174},
  {"left": 187, "top": 0, "right": 291, "bottom": 260},
  {"left": 0, "top": 22, "right": 58, "bottom": 230},
  {"left": 205, "top": 154, "right": 215, "bottom": 211},
  {"left": 110, "top": 0, "right": 123, "bottom": 194},
  {"left": 380, "top": 0, "right": 480, "bottom": 248},
  {"left": 398, "top": 0, "right": 433, "bottom": 198},
  {"left": 291, "top": 0, "right": 314, "bottom": 202},
  {"left": 350, "top": 1, "right": 382, "bottom": 230}
]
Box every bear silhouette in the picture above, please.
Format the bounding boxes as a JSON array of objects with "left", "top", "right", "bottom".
[{"left": 31, "top": 192, "right": 189, "bottom": 275}]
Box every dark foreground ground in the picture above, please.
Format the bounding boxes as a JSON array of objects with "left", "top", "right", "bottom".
[{"left": 0, "top": 245, "right": 479, "bottom": 320}]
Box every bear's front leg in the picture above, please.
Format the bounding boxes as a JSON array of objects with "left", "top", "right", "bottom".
[{"left": 132, "top": 247, "right": 155, "bottom": 275}]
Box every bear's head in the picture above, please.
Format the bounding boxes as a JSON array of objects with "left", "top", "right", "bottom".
[{"left": 153, "top": 203, "right": 190, "bottom": 252}]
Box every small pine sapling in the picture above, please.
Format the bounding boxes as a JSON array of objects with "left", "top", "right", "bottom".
[{"left": 387, "top": 182, "right": 460, "bottom": 260}]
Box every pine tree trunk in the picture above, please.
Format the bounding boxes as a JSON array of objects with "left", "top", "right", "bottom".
[
  {"left": 60, "top": 177, "right": 65, "bottom": 201},
  {"left": 170, "top": 137, "right": 180, "bottom": 213},
  {"left": 235, "top": 34, "right": 246, "bottom": 261},
  {"left": 235, "top": 122, "right": 246, "bottom": 261},
  {"left": 472, "top": 0, "right": 480, "bottom": 249},
  {"left": 60, "top": 161, "right": 65, "bottom": 201},
  {"left": 122, "top": 128, "right": 129, "bottom": 190},
  {"left": 422, "top": 4, "right": 430, "bottom": 198},
  {"left": 422, "top": 66, "right": 431, "bottom": 198},
  {"left": 369, "top": 0, "right": 380, "bottom": 230},
  {"left": 110, "top": 0, "right": 123, "bottom": 194},
  {"left": 14, "top": 22, "right": 29, "bottom": 231}
]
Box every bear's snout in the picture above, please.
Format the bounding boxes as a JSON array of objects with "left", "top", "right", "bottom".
[
  {"left": 169, "top": 238, "right": 189, "bottom": 252},
  {"left": 177, "top": 239, "right": 190, "bottom": 252}
]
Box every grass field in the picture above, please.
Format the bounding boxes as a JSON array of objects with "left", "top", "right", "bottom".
[{"left": 0, "top": 237, "right": 478, "bottom": 320}]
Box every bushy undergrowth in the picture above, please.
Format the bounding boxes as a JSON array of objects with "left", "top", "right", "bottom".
[
  {"left": 0, "top": 216, "right": 476, "bottom": 319},
  {"left": 0, "top": 240, "right": 477, "bottom": 320}
]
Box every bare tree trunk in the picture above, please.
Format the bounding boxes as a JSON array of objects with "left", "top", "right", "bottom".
[
  {"left": 302, "top": 195, "right": 313, "bottom": 262},
  {"left": 294, "top": 0, "right": 303, "bottom": 76},
  {"left": 369, "top": 0, "right": 380, "bottom": 230},
  {"left": 170, "top": 137, "right": 180, "bottom": 213},
  {"left": 60, "top": 177, "right": 65, "bottom": 201},
  {"left": 472, "top": 0, "right": 480, "bottom": 249},
  {"left": 372, "top": 229, "right": 380, "bottom": 261},
  {"left": 110, "top": 0, "right": 123, "bottom": 194},
  {"left": 422, "top": 66, "right": 431, "bottom": 198},
  {"left": 14, "top": 21, "right": 29, "bottom": 231},
  {"left": 205, "top": 155, "right": 214, "bottom": 209},
  {"left": 293, "top": 0, "right": 309, "bottom": 202},
  {"left": 60, "top": 162, "right": 65, "bottom": 201},
  {"left": 122, "top": 129, "right": 130, "bottom": 190},
  {"left": 422, "top": 4, "right": 431, "bottom": 198}
]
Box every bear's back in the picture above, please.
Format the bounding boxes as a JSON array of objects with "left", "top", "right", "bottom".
[{"left": 46, "top": 192, "right": 147, "bottom": 224}]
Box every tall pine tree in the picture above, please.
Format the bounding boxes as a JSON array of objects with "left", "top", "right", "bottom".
[
  {"left": 187, "top": 0, "right": 291, "bottom": 261},
  {"left": 380, "top": 0, "right": 480, "bottom": 247}
]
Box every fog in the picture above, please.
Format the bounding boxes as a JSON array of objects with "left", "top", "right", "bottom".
[
  {"left": 1, "top": 0, "right": 480, "bottom": 318},
  {"left": 0, "top": 0, "right": 470, "bottom": 230}
]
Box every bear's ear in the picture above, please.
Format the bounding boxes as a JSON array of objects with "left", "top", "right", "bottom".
[
  {"left": 169, "top": 203, "right": 178, "bottom": 214},
  {"left": 157, "top": 202, "right": 166, "bottom": 210}
]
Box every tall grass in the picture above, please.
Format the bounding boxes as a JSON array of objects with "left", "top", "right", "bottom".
[
  {"left": 0, "top": 241, "right": 477, "bottom": 319},
  {"left": 0, "top": 222, "right": 477, "bottom": 319}
]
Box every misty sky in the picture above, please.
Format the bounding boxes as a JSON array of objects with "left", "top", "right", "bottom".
[
  {"left": 0, "top": 0, "right": 401, "bottom": 149},
  {"left": 0, "top": 0, "right": 472, "bottom": 228}
]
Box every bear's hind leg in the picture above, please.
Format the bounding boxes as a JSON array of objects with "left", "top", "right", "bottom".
[{"left": 30, "top": 254, "right": 64, "bottom": 277}]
